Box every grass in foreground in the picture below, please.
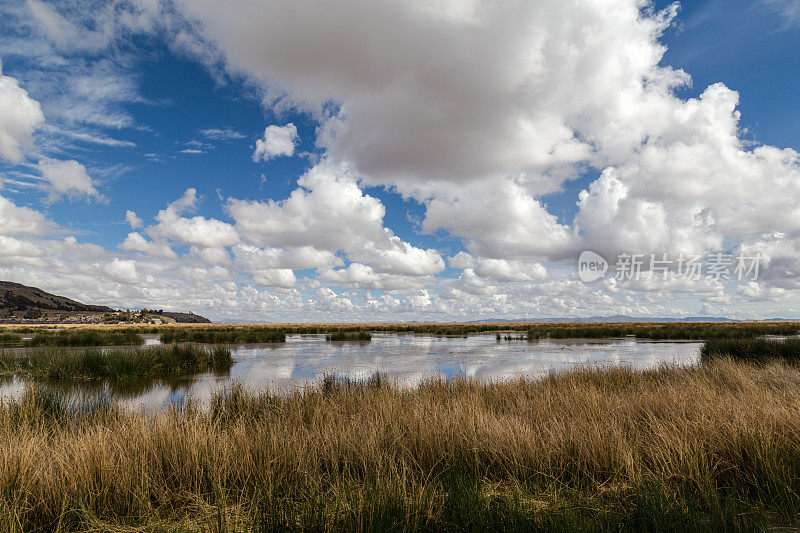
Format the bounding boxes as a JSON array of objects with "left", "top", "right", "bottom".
[
  {"left": 1, "top": 359, "right": 800, "bottom": 531},
  {"left": 0, "top": 344, "right": 232, "bottom": 380}
]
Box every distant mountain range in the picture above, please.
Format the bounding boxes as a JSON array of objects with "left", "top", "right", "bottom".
[
  {"left": 0, "top": 281, "right": 210, "bottom": 323},
  {"left": 474, "top": 315, "right": 795, "bottom": 323}
]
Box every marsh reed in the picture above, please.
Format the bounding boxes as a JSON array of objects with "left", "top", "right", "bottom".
[
  {"left": 0, "top": 344, "right": 232, "bottom": 381},
  {"left": 22, "top": 329, "right": 144, "bottom": 347},
  {"left": 701, "top": 337, "right": 800, "bottom": 363}
]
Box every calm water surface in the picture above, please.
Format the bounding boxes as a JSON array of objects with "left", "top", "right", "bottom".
[{"left": 0, "top": 333, "right": 701, "bottom": 409}]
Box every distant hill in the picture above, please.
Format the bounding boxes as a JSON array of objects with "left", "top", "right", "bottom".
[
  {"left": 161, "top": 312, "right": 211, "bottom": 324},
  {"left": 0, "top": 281, "right": 210, "bottom": 323},
  {"left": 0, "top": 281, "right": 113, "bottom": 314}
]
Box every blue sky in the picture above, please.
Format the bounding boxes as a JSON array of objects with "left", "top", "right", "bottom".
[{"left": 0, "top": 0, "right": 798, "bottom": 321}]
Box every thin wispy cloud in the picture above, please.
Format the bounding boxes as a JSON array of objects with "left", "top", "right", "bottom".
[
  {"left": 761, "top": 0, "right": 800, "bottom": 29},
  {"left": 201, "top": 127, "right": 246, "bottom": 141}
]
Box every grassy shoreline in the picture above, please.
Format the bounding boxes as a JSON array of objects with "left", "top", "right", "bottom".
[
  {"left": 2, "top": 359, "right": 800, "bottom": 531},
  {"left": 3, "top": 321, "right": 799, "bottom": 342},
  {"left": 701, "top": 337, "right": 800, "bottom": 363}
]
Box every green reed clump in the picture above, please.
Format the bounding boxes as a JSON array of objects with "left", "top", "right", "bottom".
[
  {"left": 23, "top": 329, "right": 144, "bottom": 347},
  {"left": 701, "top": 338, "right": 800, "bottom": 363},
  {"left": 0, "top": 344, "right": 233, "bottom": 380},
  {"left": 160, "top": 327, "right": 286, "bottom": 344},
  {"left": 0, "top": 332, "right": 22, "bottom": 345},
  {"left": 325, "top": 331, "right": 372, "bottom": 341}
]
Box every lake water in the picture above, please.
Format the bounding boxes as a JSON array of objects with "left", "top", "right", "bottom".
[{"left": 0, "top": 333, "right": 702, "bottom": 409}]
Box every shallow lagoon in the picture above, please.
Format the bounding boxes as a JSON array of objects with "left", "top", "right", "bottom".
[{"left": 0, "top": 333, "right": 701, "bottom": 408}]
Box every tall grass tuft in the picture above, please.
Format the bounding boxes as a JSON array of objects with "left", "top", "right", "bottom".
[
  {"left": 23, "top": 329, "right": 144, "bottom": 347},
  {"left": 0, "top": 344, "right": 233, "bottom": 380},
  {"left": 160, "top": 328, "right": 286, "bottom": 344}
]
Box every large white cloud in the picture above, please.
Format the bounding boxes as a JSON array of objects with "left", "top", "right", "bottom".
[
  {"left": 423, "top": 177, "right": 577, "bottom": 260},
  {"left": 228, "top": 158, "right": 444, "bottom": 277},
  {"left": 0, "top": 194, "right": 52, "bottom": 236},
  {"left": 104, "top": 257, "right": 139, "bottom": 284},
  {"left": 575, "top": 84, "right": 800, "bottom": 262},
  {"left": 449, "top": 252, "right": 547, "bottom": 282},
  {"left": 0, "top": 0, "right": 798, "bottom": 320},
  {"left": 147, "top": 188, "right": 240, "bottom": 248},
  {"left": 37, "top": 157, "right": 102, "bottom": 202},
  {"left": 120, "top": 232, "right": 177, "bottom": 258},
  {"left": 0, "top": 60, "right": 44, "bottom": 163},
  {"left": 176, "top": 0, "right": 680, "bottom": 186},
  {"left": 174, "top": 0, "right": 800, "bottom": 269}
]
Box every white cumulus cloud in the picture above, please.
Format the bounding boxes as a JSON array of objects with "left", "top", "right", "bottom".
[
  {"left": 104, "top": 257, "right": 139, "bottom": 284},
  {"left": 125, "top": 210, "right": 143, "bottom": 228},
  {"left": 252, "top": 123, "right": 298, "bottom": 162},
  {"left": 0, "top": 60, "right": 45, "bottom": 163},
  {"left": 37, "top": 157, "right": 101, "bottom": 202}
]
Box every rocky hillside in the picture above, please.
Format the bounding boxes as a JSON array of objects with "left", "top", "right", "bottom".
[
  {"left": 0, "top": 281, "right": 209, "bottom": 323},
  {"left": 0, "top": 281, "right": 113, "bottom": 315}
]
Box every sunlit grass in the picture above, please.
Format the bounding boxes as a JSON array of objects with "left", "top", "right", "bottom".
[{"left": 1, "top": 359, "right": 800, "bottom": 530}]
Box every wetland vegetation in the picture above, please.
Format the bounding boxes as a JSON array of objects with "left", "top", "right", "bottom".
[
  {"left": 2, "top": 359, "right": 800, "bottom": 531},
  {"left": 1, "top": 322, "right": 799, "bottom": 530},
  {"left": 0, "top": 344, "right": 232, "bottom": 381}
]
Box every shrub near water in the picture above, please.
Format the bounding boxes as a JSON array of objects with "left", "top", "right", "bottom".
[
  {"left": 0, "top": 344, "right": 233, "bottom": 380},
  {"left": 2, "top": 361, "right": 800, "bottom": 531}
]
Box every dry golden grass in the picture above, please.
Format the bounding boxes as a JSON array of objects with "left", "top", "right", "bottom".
[{"left": 2, "top": 359, "right": 800, "bottom": 531}]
